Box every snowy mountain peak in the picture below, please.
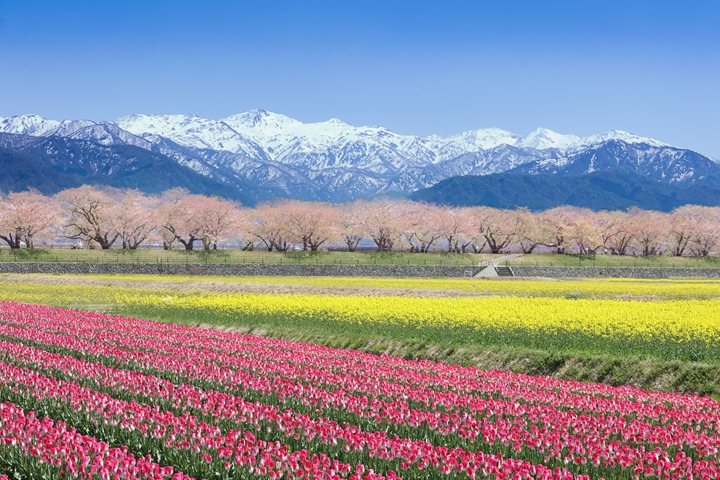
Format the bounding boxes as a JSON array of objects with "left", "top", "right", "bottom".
[
  {"left": 222, "top": 109, "right": 302, "bottom": 132},
  {"left": 47, "top": 119, "right": 97, "bottom": 137},
  {"left": 0, "top": 114, "right": 61, "bottom": 136},
  {"left": 114, "top": 113, "right": 267, "bottom": 158},
  {"left": 516, "top": 128, "right": 581, "bottom": 150},
  {"left": 581, "top": 130, "right": 668, "bottom": 148},
  {"left": 433, "top": 128, "right": 521, "bottom": 151}
]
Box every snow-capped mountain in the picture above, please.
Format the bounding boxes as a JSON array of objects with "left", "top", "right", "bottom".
[
  {"left": 0, "top": 110, "right": 716, "bottom": 203},
  {"left": 510, "top": 140, "right": 719, "bottom": 185},
  {"left": 0, "top": 114, "right": 62, "bottom": 136},
  {"left": 115, "top": 114, "right": 270, "bottom": 162}
]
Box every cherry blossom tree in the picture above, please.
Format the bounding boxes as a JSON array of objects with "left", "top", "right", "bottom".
[
  {"left": 686, "top": 206, "right": 720, "bottom": 257},
  {"left": 537, "top": 206, "right": 577, "bottom": 254},
  {"left": 568, "top": 209, "right": 620, "bottom": 254},
  {"left": 196, "top": 196, "right": 244, "bottom": 250},
  {"left": 116, "top": 191, "right": 160, "bottom": 249},
  {"left": 359, "top": 199, "right": 407, "bottom": 252},
  {"left": 476, "top": 207, "right": 516, "bottom": 254},
  {"left": 57, "top": 186, "right": 121, "bottom": 249},
  {"left": 436, "top": 207, "right": 477, "bottom": 253},
  {"left": 667, "top": 206, "right": 699, "bottom": 256},
  {"left": 630, "top": 209, "right": 668, "bottom": 256},
  {"left": 606, "top": 211, "right": 634, "bottom": 255},
  {"left": 284, "top": 201, "right": 339, "bottom": 251},
  {"left": 251, "top": 202, "right": 294, "bottom": 251},
  {"left": 0, "top": 191, "right": 60, "bottom": 249},
  {"left": 513, "top": 207, "right": 544, "bottom": 254},
  {"left": 401, "top": 201, "right": 444, "bottom": 253},
  {"left": 161, "top": 192, "right": 243, "bottom": 251},
  {"left": 159, "top": 189, "right": 204, "bottom": 251},
  {"left": 337, "top": 201, "right": 366, "bottom": 252}
]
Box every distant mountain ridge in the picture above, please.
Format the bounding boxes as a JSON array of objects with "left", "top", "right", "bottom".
[
  {"left": 0, "top": 111, "right": 718, "bottom": 204},
  {"left": 410, "top": 170, "right": 720, "bottom": 212}
]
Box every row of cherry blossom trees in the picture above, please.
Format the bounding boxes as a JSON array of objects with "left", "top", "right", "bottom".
[{"left": 1, "top": 185, "right": 720, "bottom": 256}]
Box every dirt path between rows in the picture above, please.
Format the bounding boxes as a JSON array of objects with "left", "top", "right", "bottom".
[{"left": 0, "top": 274, "right": 481, "bottom": 298}]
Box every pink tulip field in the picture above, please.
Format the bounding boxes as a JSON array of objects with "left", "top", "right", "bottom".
[{"left": 1, "top": 301, "right": 720, "bottom": 479}]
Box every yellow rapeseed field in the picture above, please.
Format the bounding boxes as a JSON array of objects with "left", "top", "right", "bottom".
[
  {"left": 118, "top": 290, "right": 720, "bottom": 343},
  {"left": 0, "top": 279, "right": 718, "bottom": 361}
]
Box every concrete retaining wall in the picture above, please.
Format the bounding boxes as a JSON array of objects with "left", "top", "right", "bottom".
[
  {"left": 0, "top": 262, "right": 486, "bottom": 278},
  {"left": 510, "top": 266, "right": 720, "bottom": 278},
  {"left": 2, "top": 262, "right": 719, "bottom": 279}
]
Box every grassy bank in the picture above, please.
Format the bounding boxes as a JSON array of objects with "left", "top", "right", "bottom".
[
  {"left": 505, "top": 252, "right": 720, "bottom": 268},
  {"left": 0, "top": 247, "right": 485, "bottom": 265},
  {"left": 3, "top": 246, "right": 720, "bottom": 269}
]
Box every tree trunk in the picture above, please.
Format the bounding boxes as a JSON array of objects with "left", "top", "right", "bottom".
[
  {"left": 178, "top": 237, "right": 196, "bottom": 251},
  {"left": 344, "top": 236, "right": 361, "bottom": 252},
  {"left": 0, "top": 233, "right": 22, "bottom": 249},
  {"left": 94, "top": 233, "right": 119, "bottom": 250}
]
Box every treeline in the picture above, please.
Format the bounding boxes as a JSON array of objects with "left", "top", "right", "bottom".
[{"left": 1, "top": 185, "right": 720, "bottom": 256}]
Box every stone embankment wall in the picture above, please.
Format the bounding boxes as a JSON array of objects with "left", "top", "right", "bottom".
[
  {"left": 510, "top": 266, "right": 720, "bottom": 279},
  {"left": 2, "top": 262, "right": 720, "bottom": 278},
  {"left": 0, "top": 262, "right": 485, "bottom": 278}
]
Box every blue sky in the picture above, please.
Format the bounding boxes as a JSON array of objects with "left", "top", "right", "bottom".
[{"left": 1, "top": 1, "right": 719, "bottom": 156}]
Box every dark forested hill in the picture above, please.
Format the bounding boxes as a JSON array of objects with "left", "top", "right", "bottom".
[
  {"left": 0, "top": 138, "right": 267, "bottom": 204},
  {"left": 410, "top": 170, "right": 720, "bottom": 211}
]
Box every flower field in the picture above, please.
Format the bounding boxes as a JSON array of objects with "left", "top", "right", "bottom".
[
  {"left": 0, "top": 279, "right": 719, "bottom": 362},
  {"left": 1, "top": 301, "right": 720, "bottom": 479}
]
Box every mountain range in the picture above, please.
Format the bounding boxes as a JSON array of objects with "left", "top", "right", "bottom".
[{"left": 1, "top": 111, "right": 719, "bottom": 208}]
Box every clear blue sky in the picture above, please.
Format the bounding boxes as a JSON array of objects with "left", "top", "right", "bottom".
[{"left": 1, "top": 1, "right": 719, "bottom": 157}]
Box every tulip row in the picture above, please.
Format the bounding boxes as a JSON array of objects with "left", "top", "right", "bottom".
[
  {"left": 0, "top": 400, "right": 189, "bottom": 480},
  {"left": 1, "top": 301, "right": 710, "bottom": 411},
  {"left": 0, "top": 304, "right": 585, "bottom": 479},
  {"left": 1, "top": 302, "right": 715, "bottom": 425},
  {"left": 3, "top": 304, "right": 720, "bottom": 447},
  {"left": 0, "top": 339, "right": 589, "bottom": 479},
  {"left": 0, "top": 360, "right": 396, "bottom": 480},
  {"left": 3, "top": 301, "right": 720, "bottom": 479},
  {"left": 0, "top": 326, "right": 716, "bottom": 480}
]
